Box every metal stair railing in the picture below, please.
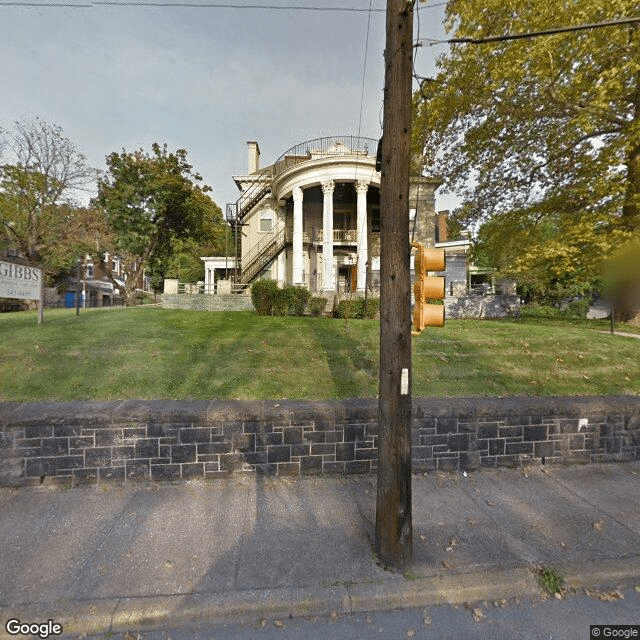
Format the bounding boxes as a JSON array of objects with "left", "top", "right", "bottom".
[
  {"left": 234, "top": 167, "right": 273, "bottom": 224},
  {"left": 240, "top": 227, "right": 289, "bottom": 284}
]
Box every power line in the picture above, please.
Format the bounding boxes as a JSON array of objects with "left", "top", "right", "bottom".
[
  {"left": 0, "top": 0, "right": 386, "bottom": 9},
  {"left": 356, "top": 0, "right": 374, "bottom": 140},
  {"left": 0, "top": 0, "right": 450, "bottom": 10},
  {"left": 416, "top": 16, "right": 640, "bottom": 46},
  {"left": 96, "top": 2, "right": 384, "bottom": 9}
]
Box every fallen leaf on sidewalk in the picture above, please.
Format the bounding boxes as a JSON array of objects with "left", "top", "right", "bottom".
[
  {"left": 584, "top": 587, "right": 624, "bottom": 601},
  {"left": 406, "top": 629, "right": 416, "bottom": 638},
  {"left": 486, "top": 500, "right": 496, "bottom": 507},
  {"left": 592, "top": 519, "right": 605, "bottom": 531},
  {"left": 274, "top": 620, "right": 285, "bottom": 629},
  {"left": 423, "top": 611, "right": 432, "bottom": 626},
  {"left": 472, "top": 608, "right": 484, "bottom": 622},
  {"left": 445, "top": 537, "right": 459, "bottom": 552}
]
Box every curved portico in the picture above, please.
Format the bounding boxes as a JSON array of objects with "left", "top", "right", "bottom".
[
  {"left": 227, "top": 136, "right": 440, "bottom": 296},
  {"left": 271, "top": 139, "right": 380, "bottom": 293}
]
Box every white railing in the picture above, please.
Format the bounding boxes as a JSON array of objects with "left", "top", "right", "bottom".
[{"left": 177, "top": 282, "right": 247, "bottom": 295}]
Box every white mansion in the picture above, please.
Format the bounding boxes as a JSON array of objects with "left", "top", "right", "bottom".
[{"left": 220, "top": 136, "right": 444, "bottom": 296}]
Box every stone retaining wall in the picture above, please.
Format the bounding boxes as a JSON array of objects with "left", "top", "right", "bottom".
[
  {"left": 160, "top": 294, "right": 254, "bottom": 312},
  {"left": 1, "top": 396, "right": 638, "bottom": 486},
  {"left": 444, "top": 294, "right": 520, "bottom": 319}
]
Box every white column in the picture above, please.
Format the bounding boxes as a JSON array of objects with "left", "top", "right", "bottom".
[
  {"left": 355, "top": 180, "right": 369, "bottom": 293},
  {"left": 322, "top": 179, "right": 335, "bottom": 293},
  {"left": 292, "top": 186, "right": 304, "bottom": 285}
]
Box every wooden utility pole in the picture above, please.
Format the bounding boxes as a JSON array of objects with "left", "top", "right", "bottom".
[{"left": 375, "top": 0, "right": 414, "bottom": 570}]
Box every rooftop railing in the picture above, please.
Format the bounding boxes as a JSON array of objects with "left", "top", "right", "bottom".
[
  {"left": 226, "top": 135, "right": 378, "bottom": 228},
  {"left": 272, "top": 136, "right": 378, "bottom": 179}
]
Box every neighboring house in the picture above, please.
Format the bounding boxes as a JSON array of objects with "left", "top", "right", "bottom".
[
  {"left": 434, "top": 225, "right": 495, "bottom": 296},
  {"left": 0, "top": 247, "right": 151, "bottom": 307},
  {"left": 63, "top": 253, "right": 151, "bottom": 307},
  {"left": 226, "top": 136, "right": 442, "bottom": 297}
]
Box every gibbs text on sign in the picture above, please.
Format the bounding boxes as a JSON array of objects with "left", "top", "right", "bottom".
[{"left": 0, "top": 261, "right": 44, "bottom": 323}]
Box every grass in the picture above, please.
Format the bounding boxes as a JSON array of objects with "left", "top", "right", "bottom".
[
  {"left": 0, "top": 306, "right": 638, "bottom": 402},
  {"left": 538, "top": 567, "right": 564, "bottom": 596}
]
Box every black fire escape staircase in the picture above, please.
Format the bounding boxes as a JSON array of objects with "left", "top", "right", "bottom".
[
  {"left": 226, "top": 168, "right": 292, "bottom": 287},
  {"left": 239, "top": 227, "right": 290, "bottom": 285}
]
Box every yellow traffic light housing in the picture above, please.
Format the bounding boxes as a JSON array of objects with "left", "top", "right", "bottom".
[{"left": 411, "top": 242, "right": 446, "bottom": 335}]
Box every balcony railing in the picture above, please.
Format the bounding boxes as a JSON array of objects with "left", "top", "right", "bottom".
[
  {"left": 227, "top": 136, "right": 378, "bottom": 227},
  {"left": 272, "top": 136, "right": 378, "bottom": 179},
  {"left": 312, "top": 228, "right": 358, "bottom": 244}
]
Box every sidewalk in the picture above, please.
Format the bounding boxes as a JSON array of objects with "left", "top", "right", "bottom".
[{"left": 1, "top": 462, "right": 639, "bottom": 639}]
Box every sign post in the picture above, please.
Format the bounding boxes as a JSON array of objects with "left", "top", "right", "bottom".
[{"left": 0, "top": 261, "right": 44, "bottom": 324}]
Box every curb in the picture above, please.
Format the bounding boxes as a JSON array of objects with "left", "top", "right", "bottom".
[{"left": 3, "top": 558, "right": 639, "bottom": 638}]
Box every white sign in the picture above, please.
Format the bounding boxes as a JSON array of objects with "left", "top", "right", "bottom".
[{"left": 0, "top": 261, "right": 42, "bottom": 301}]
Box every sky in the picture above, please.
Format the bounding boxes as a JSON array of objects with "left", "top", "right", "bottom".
[{"left": 0, "top": 0, "right": 458, "bottom": 214}]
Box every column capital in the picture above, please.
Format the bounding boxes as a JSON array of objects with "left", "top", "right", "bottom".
[
  {"left": 321, "top": 179, "right": 335, "bottom": 194},
  {"left": 355, "top": 180, "right": 369, "bottom": 194},
  {"left": 292, "top": 185, "right": 303, "bottom": 202}
]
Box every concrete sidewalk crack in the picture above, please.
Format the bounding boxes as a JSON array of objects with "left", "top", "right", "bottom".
[
  {"left": 545, "top": 471, "right": 640, "bottom": 539},
  {"left": 64, "top": 490, "right": 138, "bottom": 599},
  {"left": 458, "top": 480, "right": 541, "bottom": 566},
  {"left": 232, "top": 477, "right": 253, "bottom": 590}
]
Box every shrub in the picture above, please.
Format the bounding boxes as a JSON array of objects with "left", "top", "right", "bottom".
[
  {"left": 251, "top": 279, "right": 279, "bottom": 316},
  {"left": 565, "top": 298, "right": 590, "bottom": 319},
  {"left": 309, "top": 296, "right": 327, "bottom": 317},
  {"left": 334, "top": 297, "right": 380, "bottom": 319},
  {"left": 271, "top": 287, "right": 290, "bottom": 316},
  {"left": 290, "top": 286, "right": 311, "bottom": 315},
  {"left": 361, "top": 297, "right": 380, "bottom": 319},
  {"left": 251, "top": 281, "right": 311, "bottom": 316},
  {"left": 521, "top": 299, "right": 592, "bottom": 320},
  {"left": 279, "top": 284, "right": 310, "bottom": 315}
]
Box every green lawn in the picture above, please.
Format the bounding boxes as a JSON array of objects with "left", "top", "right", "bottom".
[{"left": 0, "top": 306, "right": 638, "bottom": 401}]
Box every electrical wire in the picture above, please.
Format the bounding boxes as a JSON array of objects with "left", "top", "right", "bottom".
[
  {"left": 356, "top": 0, "right": 373, "bottom": 141},
  {"left": 0, "top": 0, "right": 449, "bottom": 8},
  {"left": 0, "top": 1, "right": 386, "bottom": 9},
  {"left": 416, "top": 15, "right": 640, "bottom": 46}
]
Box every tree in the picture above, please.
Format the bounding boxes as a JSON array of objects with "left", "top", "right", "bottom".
[
  {"left": 0, "top": 119, "right": 95, "bottom": 270},
  {"left": 413, "top": 0, "right": 639, "bottom": 300},
  {"left": 162, "top": 187, "right": 231, "bottom": 283},
  {"left": 96, "top": 143, "right": 225, "bottom": 303}
]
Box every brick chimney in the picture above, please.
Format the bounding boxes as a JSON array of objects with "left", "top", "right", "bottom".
[
  {"left": 436, "top": 210, "right": 449, "bottom": 243},
  {"left": 247, "top": 141, "right": 260, "bottom": 174}
]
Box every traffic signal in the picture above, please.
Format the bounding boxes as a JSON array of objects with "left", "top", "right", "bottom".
[{"left": 411, "top": 242, "right": 446, "bottom": 335}]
